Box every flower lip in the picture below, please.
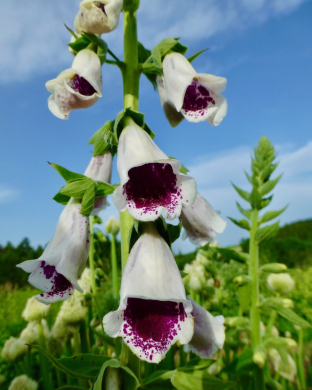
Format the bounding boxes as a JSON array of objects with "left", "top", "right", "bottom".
[
  {"left": 67, "top": 74, "right": 97, "bottom": 96},
  {"left": 96, "top": 1, "right": 107, "bottom": 15}
]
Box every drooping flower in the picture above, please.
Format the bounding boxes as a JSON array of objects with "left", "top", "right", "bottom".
[
  {"left": 113, "top": 120, "right": 197, "bottom": 221},
  {"left": 185, "top": 297, "right": 225, "bottom": 359},
  {"left": 74, "top": 0, "right": 123, "bottom": 35},
  {"left": 180, "top": 192, "right": 226, "bottom": 246},
  {"left": 17, "top": 199, "right": 90, "bottom": 304},
  {"left": 156, "top": 75, "right": 184, "bottom": 127},
  {"left": 8, "top": 375, "right": 38, "bottom": 390},
  {"left": 267, "top": 273, "right": 295, "bottom": 294},
  {"left": 84, "top": 152, "right": 112, "bottom": 215},
  {"left": 103, "top": 223, "right": 194, "bottom": 363},
  {"left": 46, "top": 49, "right": 102, "bottom": 119},
  {"left": 162, "top": 53, "right": 227, "bottom": 126}
]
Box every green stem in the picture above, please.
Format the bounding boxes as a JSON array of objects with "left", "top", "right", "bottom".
[
  {"left": 89, "top": 215, "right": 97, "bottom": 296},
  {"left": 38, "top": 321, "right": 52, "bottom": 390},
  {"left": 249, "top": 209, "right": 264, "bottom": 390},
  {"left": 298, "top": 329, "right": 306, "bottom": 390},
  {"left": 111, "top": 234, "right": 119, "bottom": 298}
]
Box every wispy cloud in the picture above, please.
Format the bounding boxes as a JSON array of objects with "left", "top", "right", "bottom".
[
  {"left": 0, "top": 185, "right": 19, "bottom": 204},
  {"left": 0, "top": 0, "right": 306, "bottom": 83}
]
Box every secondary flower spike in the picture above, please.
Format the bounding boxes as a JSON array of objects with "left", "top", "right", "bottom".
[
  {"left": 74, "top": 0, "right": 123, "bottom": 35},
  {"left": 162, "top": 53, "right": 227, "bottom": 126},
  {"left": 113, "top": 119, "right": 197, "bottom": 221},
  {"left": 185, "top": 297, "right": 225, "bottom": 359},
  {"left": 17, "top": 199, "right": 90, "bottom": 304},
  {"left": 103, "top": 223, "right": 194, "bottom": 363},
  {"left": 181, "top": 192, "right": 227, "bottom": 246},
  {"left": 84, "top": 152, "right": 112, "bottom": 215},
  {"left": 46, "top": 49, "right": 102, "bottom": 119}
]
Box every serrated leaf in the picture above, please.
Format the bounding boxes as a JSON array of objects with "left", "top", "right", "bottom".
[
  {"left": 260, "top": 195, "right": 273, "bottom": 209},
  {"left": 236, "top": 202, "right": 251, "bottom": 220},
  {"left": 259, "top": 298, "right": 311, "bottom": 328},
  {"left": 187, "top": 49, "right": 207, "bottom": 63},
  {"left": 53, "top": 192, "right": 71, "bottom": 205},
  {"left": 259, "top": 205, "right": 288, "bottom": 224},
  {"left": 255, "top": 221, "right": 279, "bottom": 243},
  {"left": 228, "top": 217, "right": 250, "bottom": 231},
  {"left": 59, "top": 178, "right": 93, "bottom": 198},
  {"left": 49, "top": 163, "right": 85, "bottom": 182},
  {"left": 172, "top": 369, "right": 236, "bottom": 390},
  {"left": 231, "top": 183, "right": 250, "bottom": 203},
  {"left": 80, "top": 182, "right": 97, "bottom": 216},
  {"left": 260, "top": 174, "right": 282, "bottom": 196},
  {"left": 216, "top": 248, "right": 248, "bottom": 263}
]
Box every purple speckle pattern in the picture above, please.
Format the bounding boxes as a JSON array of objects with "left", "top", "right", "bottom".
[
  {"left": 182, "top": 80, "right": 215, "bottom": 119},
  {"left": 69, "top": 75, "right": 97, "bottom": 96},
  {"left": 121, "top": 298, "right": 186, "bottom": 361},
  {"left": 39, "top": 261, "right": 73, "bottom": 299},
  {"left": 123, "top": 163, "right": 182, "bottom": 217},
  {"left": 96, "top": 2, "right": 107, "bottom": 16}
]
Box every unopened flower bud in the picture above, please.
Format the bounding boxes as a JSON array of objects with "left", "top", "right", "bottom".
[
  {"left": 105, "top": 216, "right": 120, "bottom": 236},
  {"left": 20, "top": 320, "right": 49, "bottom": 344},
  {"left": 208, "top": 361, "right": 222, "bottom": 376},
  {"left": 233, "top": 274, "right": 250, "bottom": 286},
  {"left": 188, "top": 275, "right": 202, "bottom": 292},
  {"left": 282, "top": 298, "right": 294, "bottom": 308},
  {"left": 285, "top": 331, "right": 292, "bottom": 338},
  {"left": 8, "top": 375, "right": 38, "bottom": 390},
  {"left": 1, "top": 337, "right": 28, "bottom": 362},
  {"left": 284, "top": 338, "right": 297, "bottom": 349},
  {"left": 22, "top": 297, "right": 50, "bottom": 322},
  {"left": 206, "top": 278, "right": 215, "bottom": 288},
  {"left": 267, "top": 273, "right": 295, "bottom": 294},
  {"left": 271, "top": 326, "right": 279, "bottom": 338},
  {"left": 253, "top": 346, "right": 266, "bottom": 368}
]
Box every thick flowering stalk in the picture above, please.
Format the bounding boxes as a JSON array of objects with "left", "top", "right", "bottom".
[
  {"left": 162, "top": 53, "right": 227, "bottom": 125},
  {"left": 103, "top": 223, "right": 194, "bottom": 363},
  {"left": 113, "top": 119, "right": 197, "bottom": 221},
  {"left": 84, "top": 152, "right": 113, "bottom": 215},
  {"left": 185, "top": 297, "right": 225, "bottom": 359},
  {"left": 181, "top": 192, "right": 226, "bottom": 246},
  {"left": 46, "top": 49, "right": 102, "bottom": 119},
  {"left": 17, "top": 199, "right": 90, "bottom": 304},
  {"left": 74, "top": 0, "right": 123, "bottom": 35}
]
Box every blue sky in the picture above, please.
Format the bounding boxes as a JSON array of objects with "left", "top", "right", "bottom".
[{"left": 1, "top": 0, "right": 311, "bottom": 253}]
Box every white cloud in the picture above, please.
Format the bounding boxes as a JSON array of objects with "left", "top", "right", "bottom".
[
  {"left": 0, "top": 0, "right": 306, "bottom": 83},
  {"left": 0, "top": 185, "right": 19, "bottom": 204}
]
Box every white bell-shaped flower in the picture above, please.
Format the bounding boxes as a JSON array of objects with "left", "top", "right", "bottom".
[
  {"left": 113, "top": 120, "right": 197, "bottom": 221},
  {"left": 84, "top": 152, "right": 112, "bottom": 215},
  {"left": 186, "top": 297, "right": 225, "bottom": 359},
  {"left": 74, "top": 0, "right": 123, "bottom": 35},
  {"left": 156, "top": 75, "right": 184, "bottom": 127},
  {"left": 181, "top": 192, "right": 226, "bottom": 246},
  {"left": 163, "top": 53, "right": 227, "bottom": 126},
  {"left": 103, "top": 223, "right": 194, "bottom": 363},
  {"left": 46, "top": 49, "right": 102, "bottom": 119},
  {"left": 17, "top": 199, "right": 90, "bottom": 304}
]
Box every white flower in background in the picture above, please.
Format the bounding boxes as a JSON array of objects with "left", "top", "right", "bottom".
[
  {"left": 58, "top": 295, "right": 87, "bottom": 324},
  {"left": 183, "top": 260, "right": 206, "bottom": 293},
  {"left": 162, "top": 53, "right": 227, "bottom": 125},
  {"left": 113, "top": 119, "right": 197, "bottom": 221},
  {"left": 74, "top": 0, "right": 123, "bottom": 35},
  {"left": 185, "top": 297, "right": 225, "bottom": 359},
  {"left": 17, "top": 199, "right": 90, "bottom": 304},
  {"left": 46, "top": 49, "right": 102, "bottom": 119},
  {"left": 105, "top": 216, "right": 120, "bottom": 235},
  {"left": 84, "top": 152, "right": 112, "bottom": 215},
  {"left": 208, "top": 360, "right": 223, "bottom": 376},
  {"left": 268, "top": 349, "right": 297, "bottom": 382},
  {"left": 103, "top": 223, "right": 194, "bottom": 363},
  {"left": 20, "top": 320, "right": 49, "bottom": 344},
  {"left": 156, "top": 75, "right": 184, "bottom": 127},
  {"left": 267, "top": 273, "right": 295, "bottom": 294},
  {"left": 22, "top": 297, "right": 50, "bottom": 322},
  {"left": 180, "top": 193, "right": 226, "bottom": 246},
  {"left": 8, "top": 375, "right": 38, "bottom": 390},
  {"left": 78, "top": 267, "right": 93, "bottom": 293},
  {"left": 1, "top": 337, "right": 28, "bottom": 362}
]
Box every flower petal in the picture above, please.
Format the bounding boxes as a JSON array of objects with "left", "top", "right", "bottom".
[{"left": 197, "top": 73, "right": 227, "bottom": 94}]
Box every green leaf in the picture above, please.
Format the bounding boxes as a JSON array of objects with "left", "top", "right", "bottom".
[
  {"left": 260, "top": 174, "right": 282, "bottom": 196},
  {"left": 216, "top": 248, "right": 248, "bottom": 263},
  {"left": 138, "top": 42, "right": 151, "bottom": 63},
  {"left": 259, "top": 263, "right": 287, "bottom": 273},
  {"left": 171, "top": 39, "right": 188, "bottom": 55},
  {"left": 53, "top": 192, "right": 71, "bottom": 205},
  {"left": 259, "top": 298, "right": 311, "bottom": 328},
  {"left": 187, "top": 49, "right": 207, "bottom": 63},
  {"left": 92, "top": 358, "right": 139, "bottom": 390},
  {"left": 228, "top": 217, "right": 251, "bottom": 231},
  {"left": 167, "top": 222, "right": 182, "bottom": 244},
  {"left": 153, "top": 38, "right": 182, "bottom": 57},
  {"left": 231, "top": 183, "right": 250, "bottom": 203},
  {"left": 244, "top": 171, "right": 253, "bottom": 185},
  {"left": 263, "top": 337, "right": 297, "bottom": 350},
  {"left": 49, "top": 162, "right": 85, "bottom": 182},
  {"left": 236, "top": 202, "right": 251, "bottom": 220},
  {"left": 151, "top": 46, "right": 162, "bottom": 70},
  {"left": 171, "top": 369, "right": 236, "bottom": 390},
  {"left": 139, "top": 62, "right": 162, "bottom": 74},
  {"left": 28, "top": 345, "right": 110, "bottom": 379},
  {"left": 259, "top": 205, "right": 288, "bottom": 224},
  {"left": 255, "top": 221, "right": 279, "bottom": 243},
  {"left": 250, "top": 188, "right": 262, "bottom": 209},
  {"left": 260, "top": 195, "right": 273, "bottom": 209},
  {"left": 59, "top": 178, "right": 93, "bottom": 198},
  {"left": 95, "top": 181, "right": 117, "bottom": 196},
  {"left": 81, "top": 33, "right": 108, "bottom": 65},
  {"left": 68, "top": 36, "right": 90, "bottom": 53},
  {"left": 80, "top": 182, "right": 97, "bottom": 216},
  {"left": 89, "top": 120, "right": 115, "bottom": 156}
]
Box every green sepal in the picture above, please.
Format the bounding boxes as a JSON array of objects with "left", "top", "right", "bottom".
[
  {"left": 259, "top": 205, "right": 288, "bottom": 224},
  {"left": 53, "top": 193, "right": 71, "bottom": 205},
  {"left": 49, "top": 162, "right": 85, "bottom": 182},
  {"left": 216, "top": 248, "right": 249, "bottom": 263},
  {"left": 80, "top": 182, "right": 97, "bottom": 217},
  {"left": 259, "top": 298, "right": 311, "bottom": 328},
  {"left": 236, "top": 202, "right": 251, "bottom": 220},
  {"left": 92, "top": 358, "right": 139, "bottom": 390},
  {"left": 231, "top": 183, "right": 250, "bottom": 203},
  {"left": 260, "top": 195, "right": 273, "bottom": 209},
  {"left": 82, "top": 32, "right": 108, "bottom": 65},
  {"left": 187, "top": 48, "right": 207, "bottom": 63},
  {"left": 68, "top": 36, "right": 90, "bottom": 53},
  {"left": 59, "top": 178, "right": 94, "bottom": 198},
  {"left": 260, "top": 174, "right": 282, "bottom": 196},
  {"left": 228, "top": 217, "right": 251, "bottom": 231},
  {"left": 114, "top": 108, "right": 155, "bottom": 140},
  {"left": 255, "top": 221, "right": 279, "bottom": 243},
  {"left": 27, "top": 344, "right": 110, "bottom": 380}
]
